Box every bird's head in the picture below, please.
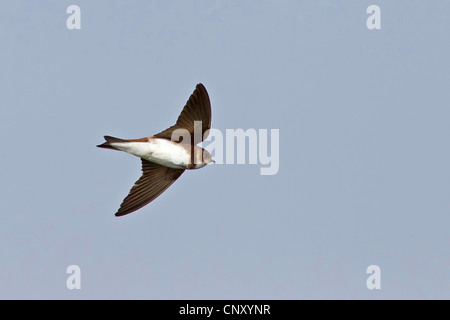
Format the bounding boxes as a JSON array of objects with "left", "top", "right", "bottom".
[{"left": 202, "top": 149, "right": 215, "bottom": 164}]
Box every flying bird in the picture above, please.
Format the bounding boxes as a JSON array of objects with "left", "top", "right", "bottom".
[{"left": 97, "top": 83, "right": 214, "bottom": 216}]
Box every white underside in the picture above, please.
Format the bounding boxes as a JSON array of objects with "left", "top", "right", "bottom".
[{"left": 111, "top": 139, "right": 191, "bottom": 169}]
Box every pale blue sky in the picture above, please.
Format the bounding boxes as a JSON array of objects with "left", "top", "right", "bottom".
[{"left": 1, "top": 1, "right": 449, "bottom": 299}]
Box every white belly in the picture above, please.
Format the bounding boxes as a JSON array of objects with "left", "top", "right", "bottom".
[{"left": 110, "top": 138, "right": 191, "bottom": 169}]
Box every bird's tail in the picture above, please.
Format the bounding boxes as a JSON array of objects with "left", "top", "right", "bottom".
[{"left": 97, "top": 136, "right": 126, "bottom": 150}]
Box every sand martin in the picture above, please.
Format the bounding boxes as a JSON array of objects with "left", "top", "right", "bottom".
[{"left": 97, "top": 83, "right": 214, "bottom": 216}]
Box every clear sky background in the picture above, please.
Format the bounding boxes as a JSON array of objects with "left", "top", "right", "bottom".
[{"left": 1, "top": 1, "right": 449, "bottom": 299}]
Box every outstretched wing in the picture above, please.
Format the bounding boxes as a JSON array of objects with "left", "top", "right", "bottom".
[
  {"left": 115, "top": 159, "right": 185, "bottom": 216},
  {"left": 154, "top": 83, "right": 211, "bottom": 144}
]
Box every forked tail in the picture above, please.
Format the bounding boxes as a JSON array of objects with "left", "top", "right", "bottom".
[{"left": 97, "top": 136, "right": 126, "bottom": 150}]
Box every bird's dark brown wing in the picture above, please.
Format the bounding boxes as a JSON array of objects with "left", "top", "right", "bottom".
[
  {"left": 154, "top": 83, "right": 211, "bottom": 144},
  {"left": 115, "top": 159, "right": 185, "bottom": 216}
]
